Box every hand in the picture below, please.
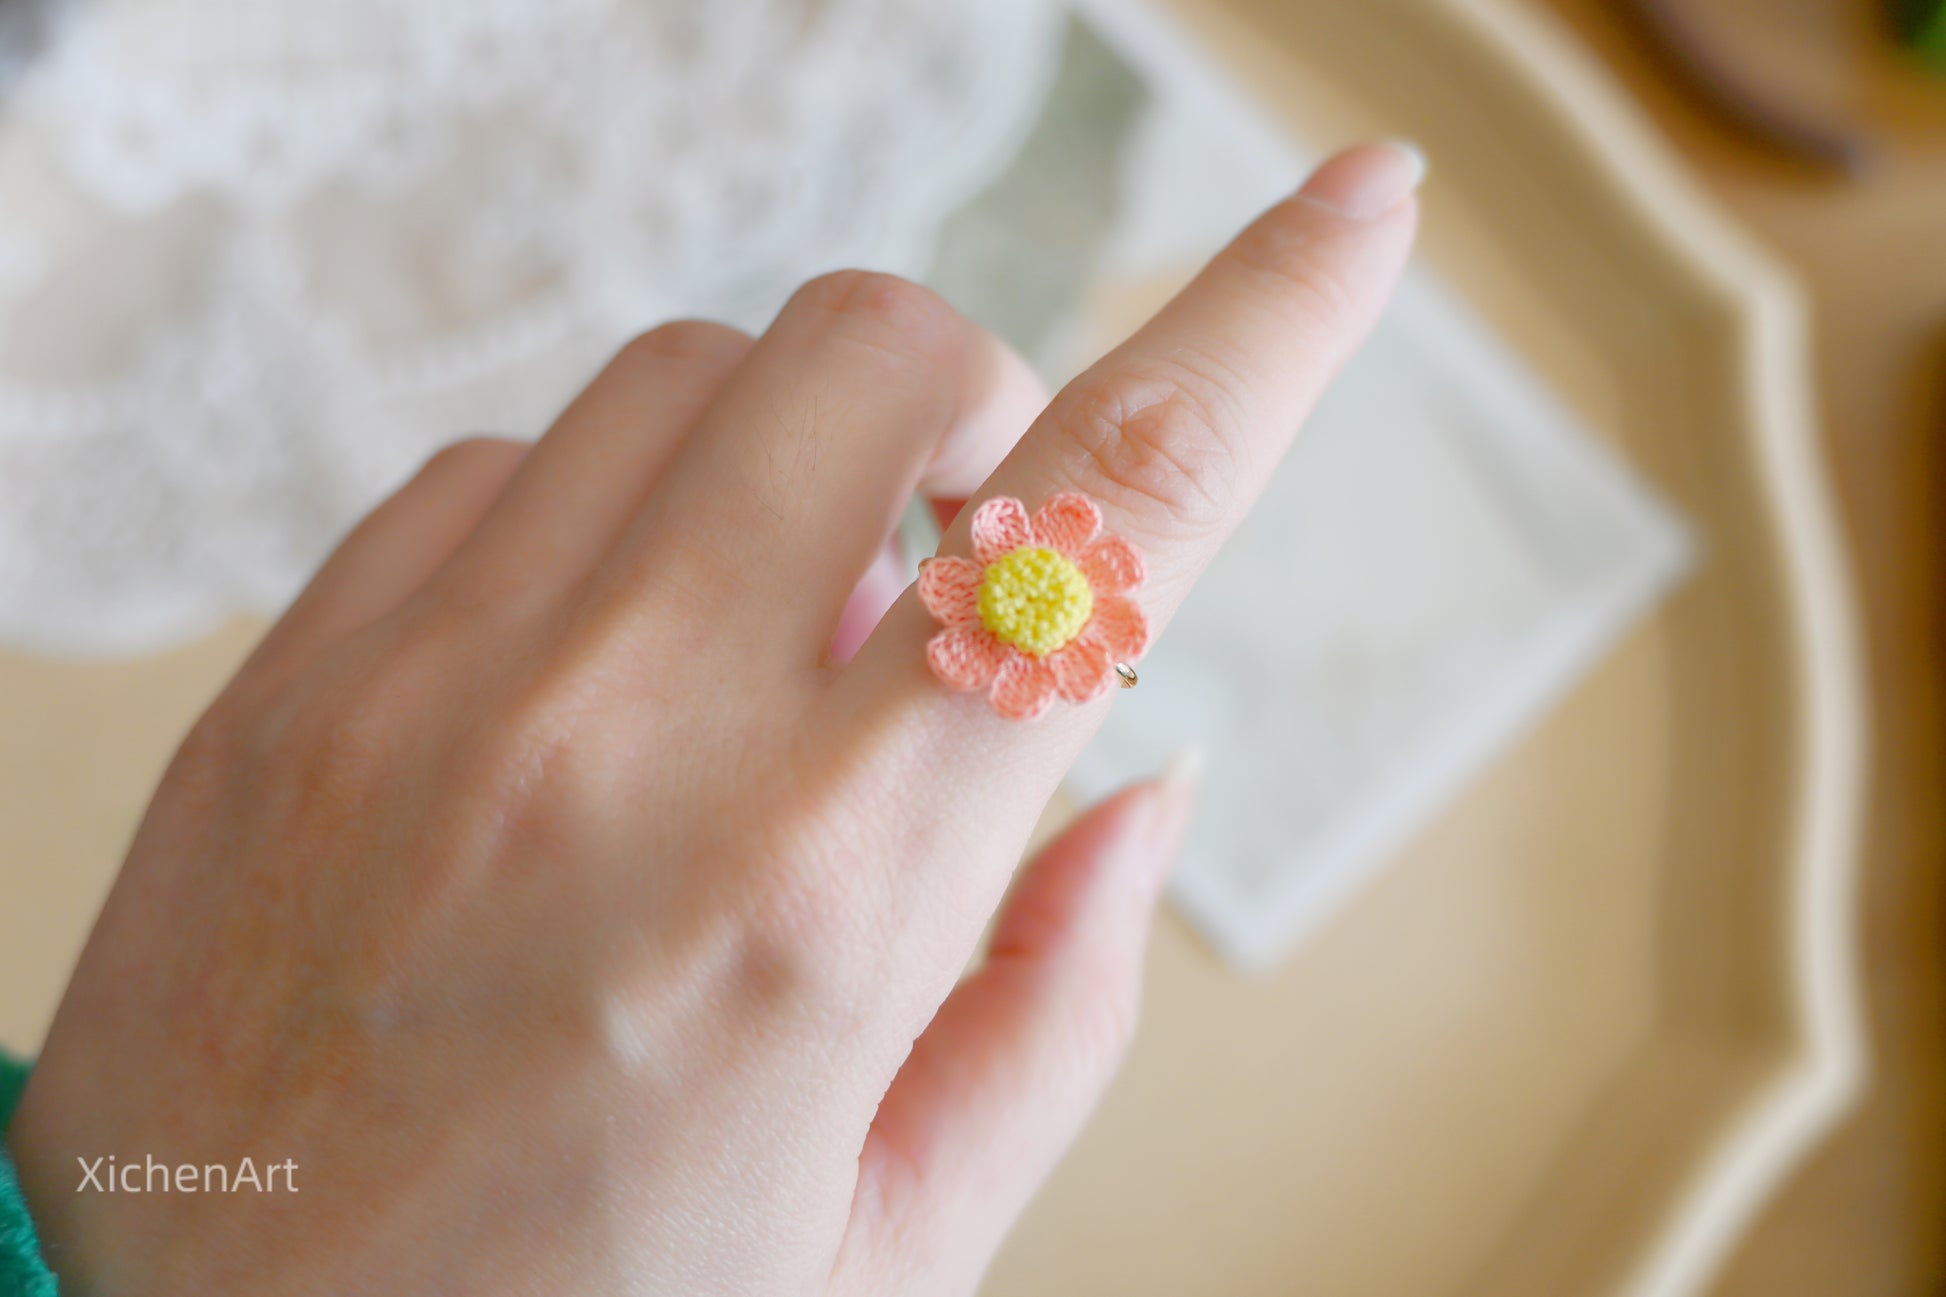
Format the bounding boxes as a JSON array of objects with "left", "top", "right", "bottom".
[{"left": 8, "top": 144, "right": 1418, "bottom": 1295}]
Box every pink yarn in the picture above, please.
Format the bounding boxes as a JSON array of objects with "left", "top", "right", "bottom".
[{"left": 921, "top": 492, "right": 1150, "bottom": 721}]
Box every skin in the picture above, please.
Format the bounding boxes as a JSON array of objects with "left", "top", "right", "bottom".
[{"left": 6, "top": 143, "right": 1418, "bottom": 1295}]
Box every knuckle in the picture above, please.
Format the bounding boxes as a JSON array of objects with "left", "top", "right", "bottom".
[
  {"left": 612, "top": 319, "right": 749, "bottom": 368},
  {"left": 1048, "top": 364, "right": 1246, "bottom": 535},
  {"left": 420, "top": 435, "right": 524, "bottom": 481},
  {"left": 795, "top": 268, "right": 932, "bottom": 322},
  {"left": 735, "top": 889, "right": 868, "bottom": 1019},
  {"left": 274, "top": 629, "right": 566, "bottom": 837},
  {"left": 367, "top": 614, "right": 604, "bottom": 812},
  {"left": 301, "top": 675, "right": 402, "bottom": 777},
  {"left": 272, "top": 627, "right": 449, "bottom": 790},
  {"left": 171, "top": 695, "right": 251, "bottom": 785},
  {"left": 263, "top": 678, "right": 400, "bottom": 827},
  {"left": 727, "top": 790, "right": 902, "bottom": 1007},
  {"left": 745, "top": 845, "right": 885, "bottom": 990},
  {"left": 789, "top": 269, "right": 965, "bottom": 367},
  {"left": 422, "top": 434, "right": 521, "bottom": 475},
  {"left": 449, "top": 657, "right": 600, "bottom": 805}
]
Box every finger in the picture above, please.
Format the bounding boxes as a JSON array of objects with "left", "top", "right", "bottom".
[
  {"left": 435, "top": 321, "right": 753, "bottom": 607},
  {"left": 918, "top": 330, "right": 1049, "bottom": 503},
  {"left": 844, "top": 142, "right": 1421, "bottom": 729},
  {"left": 833, "top": 759, "right": 1198, "bottom": 1297},
  {"left": 829, "top": 539, "right": 908, "bottom": 665},
  {"left": 241, "top": 436, "right": 527, "bottom": 681},
  {"left": 609, "top": 272, "right": 1041, "bottom": 666},
  {"left": 827, "top": 343, "right": 1049, "bottom": 663},
  {"left": 986, "top": 142, "right": 1422, "bottom": 609}
]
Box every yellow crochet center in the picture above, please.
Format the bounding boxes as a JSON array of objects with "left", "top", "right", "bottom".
[{"left": 977, "top": 546, "right": 1094, "bottom": 657}]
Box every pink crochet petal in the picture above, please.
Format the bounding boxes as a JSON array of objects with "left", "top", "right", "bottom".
[
  {"left": 1049, "top": 635, "right": 1115, "bottom": 704},
  {"left": 989, "top": 652, "right": 1059, "bottom": 721},
  {"left": 918, "top": 556, "right": 983, "bottom": 626},
  {"left": 970, "top": 496, "right": 1032, "bottom": 564},
  {"left": 927, "top": 626, "right": 1007, "bottom": 690},
  {"left": 1078, "top": 534, "right": 1144, "bottom": 595},
  {"left": 1086, "top": 594, "right": 1150, "bottom": 663},
  {"left": 1029, "top": 492, "right": 1102, "bottom": 556}
]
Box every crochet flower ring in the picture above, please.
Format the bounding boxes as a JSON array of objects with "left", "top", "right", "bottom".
[{"left": 920, "top": 493, "right": 1150, "bottom": 721}]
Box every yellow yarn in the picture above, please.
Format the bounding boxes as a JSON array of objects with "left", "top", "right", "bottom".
[{"left": 978, "top": 546, "right": 1093, "bottom": 656}]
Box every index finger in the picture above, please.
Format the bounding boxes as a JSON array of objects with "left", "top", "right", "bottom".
[
  {"left": 991, "top": 141, "right": 1421, "bottom": 610},
  {"left": 848, "top": 142, "right": 1423, "bottom": 729}
]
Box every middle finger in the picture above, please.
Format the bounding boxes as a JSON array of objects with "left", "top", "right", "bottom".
[{"left": 606, "top": 271, "right": 1038, "bottom": 668}]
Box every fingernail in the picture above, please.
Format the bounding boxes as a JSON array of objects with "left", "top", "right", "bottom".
[
  {"left": 1296, "top": 140, "right": 1427, "bottom": 220},
  {"left": 1157, "top": 746, "right": 1205, "bottom": 820},
  {"left": 1138, "top": 746, "right": 1204, "bottom": 894}
]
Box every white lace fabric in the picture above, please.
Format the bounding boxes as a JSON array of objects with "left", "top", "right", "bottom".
[{"left": 0, "top": 0, "right": 1061, "bottom": 654}]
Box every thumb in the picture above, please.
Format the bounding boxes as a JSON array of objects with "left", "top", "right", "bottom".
[{"left": 832, "top": 752, "right": 1202, "bottom": 1297}]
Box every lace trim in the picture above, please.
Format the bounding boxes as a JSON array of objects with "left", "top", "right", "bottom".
[{"left": 0, "top": 0, "right": 1062, "bottom": 653}]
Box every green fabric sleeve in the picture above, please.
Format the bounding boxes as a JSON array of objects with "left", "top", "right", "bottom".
[
  {"left": 0, "top": 1053, "right": 57, "bottom": 1296},
  {"left": 1915, "top": 14, "right": 1946, "bottom": 75},
  {"left": 1894, "top": 0, "right": 1946, "bottom": 74}
]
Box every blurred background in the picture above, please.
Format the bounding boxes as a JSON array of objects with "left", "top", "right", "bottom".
[
  {"left": 0, "top": 0, "right": 1940, "bottom": 1293},
  {"left": 1531, "top": 4, "right": 1943, "bottom": 1293}
]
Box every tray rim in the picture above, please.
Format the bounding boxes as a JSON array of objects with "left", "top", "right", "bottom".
[
  {"left": 1182, "top": 0, "right": 1871, "bottom": 1289},
  {"left": 1439, "top": 2, "right": 1866, "bottom": 1291}
]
